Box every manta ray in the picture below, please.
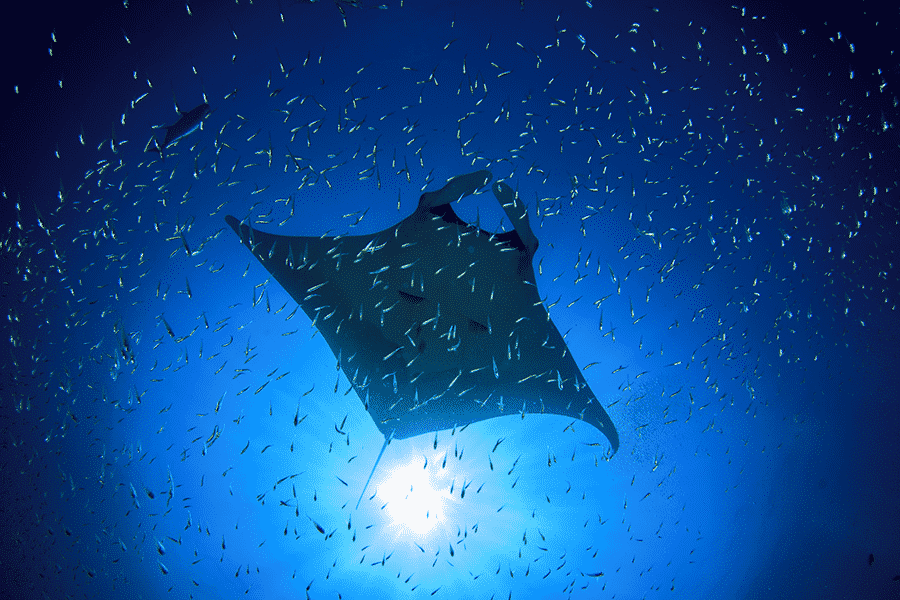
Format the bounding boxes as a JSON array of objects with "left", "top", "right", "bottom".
[{"left": 225, "top": 170, "right": 619, "bottom": 506}]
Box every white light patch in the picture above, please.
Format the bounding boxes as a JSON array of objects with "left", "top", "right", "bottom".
[{"left": 377, "top": 459, "right": 450, "bottom": 536}]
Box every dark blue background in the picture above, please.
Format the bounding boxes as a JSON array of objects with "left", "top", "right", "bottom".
[{"left": 2, "top": 1, "right": 898, "bottom": 598}]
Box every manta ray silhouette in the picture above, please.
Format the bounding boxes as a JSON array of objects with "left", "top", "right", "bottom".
[{"left": 225, "top": 170, "right": 619, "bottom": 507}]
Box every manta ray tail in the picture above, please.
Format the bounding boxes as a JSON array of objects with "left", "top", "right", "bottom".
[{"left": 356, "top": 429, "right": 395, "bottom": 509}]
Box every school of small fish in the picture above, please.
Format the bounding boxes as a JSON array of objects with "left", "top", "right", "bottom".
[{"left": 2, "top": 1, "right": 897, "bottom": 598}]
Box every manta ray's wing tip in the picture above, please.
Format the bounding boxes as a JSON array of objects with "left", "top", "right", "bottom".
[{"left": 602, "top": 409, "right": 621, "bottom": 456}]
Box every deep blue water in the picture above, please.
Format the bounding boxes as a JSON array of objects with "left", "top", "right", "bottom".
[{"left": 2, "top": 1, "right": 898, "bottom": 599}]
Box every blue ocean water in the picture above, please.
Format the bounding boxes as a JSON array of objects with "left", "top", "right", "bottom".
[{"left": 2, "top": 1, "right": 898, "bottom": 599}]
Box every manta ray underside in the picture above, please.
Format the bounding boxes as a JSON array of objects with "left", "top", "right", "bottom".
[{"left": 225, "top": 170, "right": 619, "bottom": 504}]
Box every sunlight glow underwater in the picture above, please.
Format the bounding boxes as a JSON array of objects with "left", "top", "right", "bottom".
[{"left": 377, "top": 457, "right": 456, "bottom": 537}]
